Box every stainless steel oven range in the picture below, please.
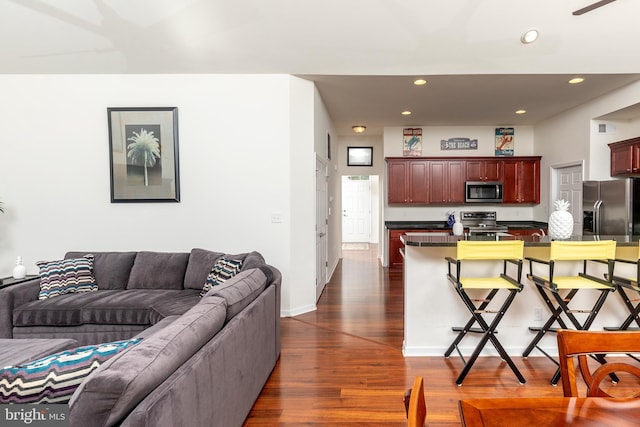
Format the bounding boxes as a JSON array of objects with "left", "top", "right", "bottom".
[{"left": 461, "top": 211, "right": 510, "bottom": 236}]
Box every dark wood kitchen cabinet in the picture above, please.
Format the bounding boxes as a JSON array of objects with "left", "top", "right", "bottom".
[
  {"left": 388, "top": 229, "right": 409, "bottom": 270},
  {"left": 388, "top": 229, "right": 447, "bottom": 271},
  {"left": 387, "top": 158, "right": 428, "bottom": 204},
  {"left": 465, "top": 159, "right": 503, "bottom": 181},
  {"left": 428, "top": 160, "right": 465, "bottom": 203},
  {"left": 502, "top": 157, "right": 541, "bottom": 204},
  {"left": 386, "top": 156, "right": 540, "bottom": 205},
  {"left": 609, "top": 137, "right": 640, "bottom": 176}
]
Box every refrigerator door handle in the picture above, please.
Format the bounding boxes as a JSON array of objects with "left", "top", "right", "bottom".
[{"left": 594, "top": 200, "right": 603, "bottom": 235}]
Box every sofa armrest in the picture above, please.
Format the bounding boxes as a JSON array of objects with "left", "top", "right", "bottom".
[{"left": 0, "top": 279, "right": 41, "bottom": 338}]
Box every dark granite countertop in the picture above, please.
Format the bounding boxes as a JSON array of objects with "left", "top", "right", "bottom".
[
  {"left": 401, "top": 234, "right": 640, "bottom": 247},
  {"left": 385, "top": 220, "right": 547, "bottom": 230}
]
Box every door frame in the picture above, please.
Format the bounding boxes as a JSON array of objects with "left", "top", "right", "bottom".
[
  {"left": 315, "top": 155, "right": 329, "bottom": 301},
  {"left": 550, "top": 160, "right": 584, "bottom": 234}
]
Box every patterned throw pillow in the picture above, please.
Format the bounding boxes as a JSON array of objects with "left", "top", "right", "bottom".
[
  {"left": 37, "top": 255, "right": 98, "bottom": 300},
  {"left": 0, "top": 338, "right": 141, "bottom": 404},
  {"left": 201, "top": 258, "right": 243, "bottom": 296}
]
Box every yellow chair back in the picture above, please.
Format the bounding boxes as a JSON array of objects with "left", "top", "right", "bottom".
[
  {"left": 456, "top": 240, "right": 524, "bottom": 260},
  {"left": 549, "top": 240, "right": 616, "bottom": 261}
]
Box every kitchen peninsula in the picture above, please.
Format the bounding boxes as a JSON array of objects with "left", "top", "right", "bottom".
[{"left": 401, "top": 233, "right": 640, "bottom": 358}]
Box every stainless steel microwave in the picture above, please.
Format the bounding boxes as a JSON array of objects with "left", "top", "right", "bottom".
[{"left": 465, "top": 181, "right": 503, "bottom": 203}]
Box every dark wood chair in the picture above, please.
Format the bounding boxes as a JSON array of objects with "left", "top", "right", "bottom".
[
  {"left": 403, "top": 376, "right": 426, "bottom": 427},
  {"left": 557, "top": 329, "right": 640, "bottom": 398}
]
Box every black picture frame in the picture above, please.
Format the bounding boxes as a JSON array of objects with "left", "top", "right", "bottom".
[
  {"left": 347, "top": 146, "right": 373, "bottom": 166},
  {"left": 107, "top": 107, "right": 180, "bottom": 203}
]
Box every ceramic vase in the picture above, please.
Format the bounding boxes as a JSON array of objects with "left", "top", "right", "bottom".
[
  {"left": 548, "top": 200, "right": 573, "bottom": 239},
  {"left": 13, "top": 256, "right": 26, "bottom": 279}
]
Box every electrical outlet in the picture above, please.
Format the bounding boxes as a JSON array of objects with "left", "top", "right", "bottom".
[
  {"left": 534, "top": 307, "right": 543, "bottom": 322},
  {"left": 271, "top": 212, "right": 283, "bottom": 223}
]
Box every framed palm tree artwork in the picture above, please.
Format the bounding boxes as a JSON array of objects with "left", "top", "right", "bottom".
[{"left": 107, "top": 107, "right": 180, "bottom": 202}]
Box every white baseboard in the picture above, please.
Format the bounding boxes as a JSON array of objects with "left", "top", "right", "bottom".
[{"left": 281, "top": 304, "right": 316, "bottom": 317}]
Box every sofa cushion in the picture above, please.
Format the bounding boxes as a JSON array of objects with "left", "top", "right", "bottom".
[
  {"left": 127, "top": 252, "right": 190, "bottom": 290},
  {"left": 0, "top": 338, "right": 140, "bottom": 404},
  {"left": 81, "top": 290, "right": 189, "bottom": 325},
  {"left": 14, "top": 291, "right": 119, "bottom": 327},
  {"left": 204, "top": 268, "right": 268, "bottom": 322},
  {"left": 149, "top": 290, "right": 202, "bottom": 324},
  {"left": 69, "top": 296, "right": 227, "bottom": 427},
  {"left": 201, "top": 257, "right": 243, "bottom": 296},
  {"left": 37, "top": 255, "right": 98, "bottom": 300},
  {"left": 183, "top": 248, "right": 225, "bottom": 290},
  {"left": 65, "top": 251, "right": 137, "bottom": 290},
  {"left": 235, "top": 251, "right": 266, "bottom": 271},
  {"left": 132, "top": 315, "right": 180, "bottom": 340}
]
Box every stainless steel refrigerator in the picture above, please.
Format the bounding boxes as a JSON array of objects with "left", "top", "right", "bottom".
[{"left": 583, "top": 178, "right": 640, "bottom": 236}]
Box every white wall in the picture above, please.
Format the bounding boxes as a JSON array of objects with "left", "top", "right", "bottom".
[
  {"left": 0, "top": 74, "right": 317, "bottom": 316},
  {"left": 313, "top": 86, "right": 341, "bottom": 281},
  {"left": 533, "top": 80, "right": 640, "bottom": 221}
]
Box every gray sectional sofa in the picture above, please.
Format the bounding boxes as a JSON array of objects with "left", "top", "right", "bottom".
[{"left": 0, "top": 249, "right": 281, "bottom": 427}]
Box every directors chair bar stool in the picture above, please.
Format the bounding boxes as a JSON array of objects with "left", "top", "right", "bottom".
[
  {"left": 445, "top": 240, "right": 526, "bottom": 385},
  {"left": 605, "top": 244, "right": 640, "bottom": 335},
  {"left": 523, "top": 240, "right": 617, "bottom": 385}
]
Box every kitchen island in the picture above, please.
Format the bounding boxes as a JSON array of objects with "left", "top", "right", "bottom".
[{"left": 401, "top": 233, "right": 639, "bottom": 358}]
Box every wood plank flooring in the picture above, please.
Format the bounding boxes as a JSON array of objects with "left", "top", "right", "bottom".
[{"left": 244, "top": 245, "right": 566, "bottom": 426}]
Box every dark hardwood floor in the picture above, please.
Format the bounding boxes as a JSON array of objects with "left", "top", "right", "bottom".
[{"left": 245, "top": 244, "right": 566, "bottom": 426}]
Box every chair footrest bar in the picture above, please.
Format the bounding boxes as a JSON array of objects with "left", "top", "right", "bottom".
[
  {"left": 528, "top": 326, "right": 559, "bottom": 333},
  {"left": 452, "top": 327, "right": 489, "bottom": 333}
]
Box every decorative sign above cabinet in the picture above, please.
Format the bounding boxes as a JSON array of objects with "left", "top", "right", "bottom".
[
  {"left": 403, "top": 128, "right": 422, "bottom": 156},
  {"left": 440, "top": 137, "right": 478, "bottom": 150},
  {"left": 495, "top": 127, "right": 515, "bottom": 157}
]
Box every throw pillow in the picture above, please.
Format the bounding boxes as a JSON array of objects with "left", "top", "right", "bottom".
[
  {"left": 37, "top": 255, "right": 98, "bottom": 300},
  {"left": 201, "top": 257, "right": 243, "bottom": 296},
  {"left": 0, "top": 338, "right": 141, "bottom": 404}
]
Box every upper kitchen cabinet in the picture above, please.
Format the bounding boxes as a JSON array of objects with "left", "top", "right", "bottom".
[
  {"left": 387, "top": 158, "right": 429, "bottom": 204},
  {"left": 502, "top": 157, "right": 541, "bottom": 204},
  {"left": 428, "top": 160, "right": 465, "bottom": 204},
  {"left": 465, "top": 159, "right": 503, "bottom": 181},
  {"left": 609, "top": 137, "right": 640, "bottom": 176},
  {"left": 386, "top": 156, "right": 540, "bottom": 205}
]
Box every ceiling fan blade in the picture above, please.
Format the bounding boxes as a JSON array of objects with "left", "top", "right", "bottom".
[{"left": 573, "top": 0, "right": 616, "bottom": 15}]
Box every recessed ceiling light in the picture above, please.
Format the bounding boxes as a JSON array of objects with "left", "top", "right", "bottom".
[
  {"left": 352, "top": 125, "right": 366, "bottom": 133},
  {"left": 401, "top": 111, "right": 412, "bottom": 116},
  {"left": 569, "top": 77, "right": 585, "bottom": 84},
  {"left": 413, "top": 79, "right": 427, "bottom": 86},
  {"left": 515, "top": 109, "right": 527, "bottom": 115},
  {"left": 520, "top": 29, "right": 539, "bottom": 44}
]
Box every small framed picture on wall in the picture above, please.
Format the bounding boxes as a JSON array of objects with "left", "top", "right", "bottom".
[{"left": 347, "top": 147, "right": 373, "bottom": 166}]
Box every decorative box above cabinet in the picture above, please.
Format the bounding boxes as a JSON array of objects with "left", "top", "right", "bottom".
[{"left": 609, "top": 137, "right": 640, "bottom": 176}]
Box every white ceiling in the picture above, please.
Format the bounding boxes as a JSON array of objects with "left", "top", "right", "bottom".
[{"left": 3, "top": 0, "right": 640, "bottom": 135}]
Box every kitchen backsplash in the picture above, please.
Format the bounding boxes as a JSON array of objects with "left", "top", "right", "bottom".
[{"left": 385, "top": 205, "right": 535, "bottom": 222}]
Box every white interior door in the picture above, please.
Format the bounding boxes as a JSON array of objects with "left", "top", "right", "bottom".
[
  {"left": 342, "top": 176, "right": 371, "bottom": 242},
  {"left": 315, "top": 158, "right": 328, "bottom": 301},
  {"left": 553, "top": 163, "right": 583, "bottom": 235}
]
